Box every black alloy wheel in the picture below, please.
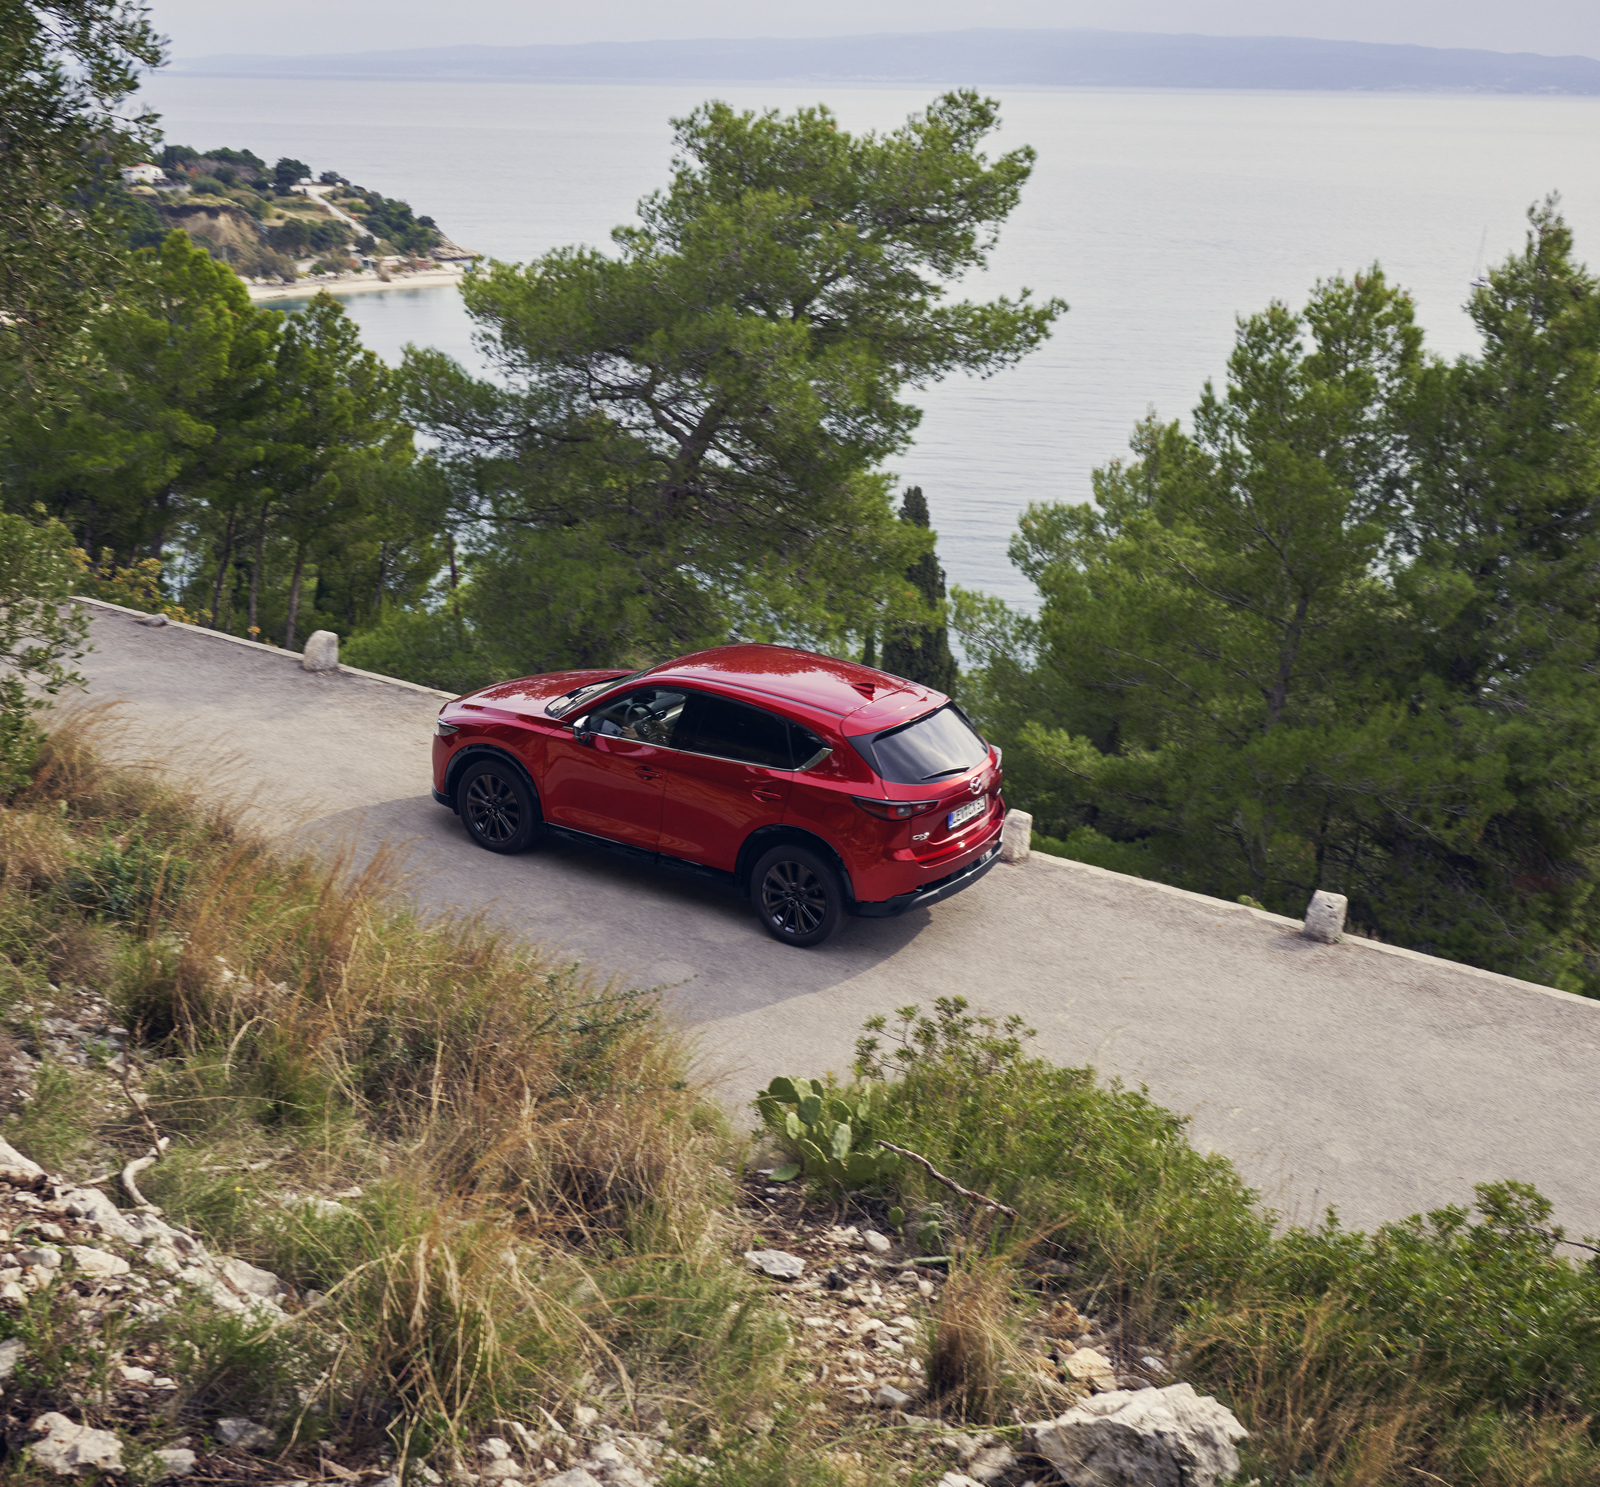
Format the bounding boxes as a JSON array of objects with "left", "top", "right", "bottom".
[
  {"left": 752, "top": 844, "right": 843, "bottom": 948},
  {"left": 457, "top": 759, "right": 542, "bottom": 854}
]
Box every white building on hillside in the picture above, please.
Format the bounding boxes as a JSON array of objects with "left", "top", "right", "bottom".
[{"left": 122, "top": 162, "right": 165, "bottom": 185}]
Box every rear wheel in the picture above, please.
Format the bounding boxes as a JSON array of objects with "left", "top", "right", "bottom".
[
  {"left": 752, "top": 844, "right": 843, "bottom": 948},
  {"left": 457, "top": 759, "right": 542, "bottom": 854}
]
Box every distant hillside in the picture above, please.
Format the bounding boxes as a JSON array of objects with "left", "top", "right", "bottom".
[
  {"left": 170, "top": 28, "right": 1600, "bottom": 94},
  {"left": 118, "top": 145, "right": 456, "bottom": 282}
]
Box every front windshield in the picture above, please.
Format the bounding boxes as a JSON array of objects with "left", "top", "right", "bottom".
[
  {"left": 545, "top": 669, "right": 648, "bottom": 719},
  {"left": 862, "top": 703, "right": 989, "bottom": 784}
]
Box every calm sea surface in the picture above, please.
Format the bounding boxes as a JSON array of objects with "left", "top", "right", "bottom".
[{"left": 140, "top": 76, "right": 1600, "bottom": 608}]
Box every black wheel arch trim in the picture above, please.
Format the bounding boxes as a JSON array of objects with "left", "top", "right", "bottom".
[
  {"left": 443, "top": 744, "right": 541, "bottom": 813},
  {"left": 735, "top": 825, "right": 855, "bottom": 905}
]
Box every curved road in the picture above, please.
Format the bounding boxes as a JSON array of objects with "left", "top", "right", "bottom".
[{"left": 73, "top": 602, "right": 1600, "bottom": 1241}]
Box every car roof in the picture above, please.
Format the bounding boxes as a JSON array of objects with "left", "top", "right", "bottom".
[{"left": 645, "top": 644, "right": 944, "bottom": 728}]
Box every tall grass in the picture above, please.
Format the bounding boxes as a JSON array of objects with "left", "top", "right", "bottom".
[{"left": 0, "top": 713, "right": 805, "bottom": 1468}]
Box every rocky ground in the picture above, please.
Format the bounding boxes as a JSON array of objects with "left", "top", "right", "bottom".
[{"left": 0, "top": 991, "right": 1240, "bottom": 1486}]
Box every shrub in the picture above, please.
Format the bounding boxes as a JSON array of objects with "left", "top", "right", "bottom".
[
  {"left": 854, "top": 998, "right": 1600, "bottom": 1480},
  {"left": 71, "top": 547, "right": 194, "bottom": 621},
  {"left": 0, "top": 513, "right": 89, "bottom": 797}
]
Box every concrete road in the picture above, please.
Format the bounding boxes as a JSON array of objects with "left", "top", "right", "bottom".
[{"left": 72, "top": 602, "right": 1600, "bottom": 1240}]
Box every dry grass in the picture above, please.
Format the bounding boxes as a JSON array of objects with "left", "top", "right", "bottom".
[{"left": 0, "top": 711, "right": 805, "bottom": 1464}]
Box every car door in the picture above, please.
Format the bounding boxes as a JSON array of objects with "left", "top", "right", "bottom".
[
  {"left": 658, "top": 692, "right": 796, "bottom": 870},
  {"left": 540, "top": 686, "right": 686, "bottom": 850}
]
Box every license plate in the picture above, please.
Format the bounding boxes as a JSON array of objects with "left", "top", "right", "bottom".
[{"left": 948, "top": 797, "right": 985, "bottom": 830}]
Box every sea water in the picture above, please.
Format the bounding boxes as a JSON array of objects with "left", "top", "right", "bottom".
[{"left": 138, "top": 76, "right": 1600, "bottom": 608}]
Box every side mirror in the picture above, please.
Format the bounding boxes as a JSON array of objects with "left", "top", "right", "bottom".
[{"left": 572, "top": 718, "right": 595, "bottom": 746}]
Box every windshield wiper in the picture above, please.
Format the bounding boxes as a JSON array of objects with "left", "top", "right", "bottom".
[{"left": 919, "top": 766, "right": 968, "bottom": 781}]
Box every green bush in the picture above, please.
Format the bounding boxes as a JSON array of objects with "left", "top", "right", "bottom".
[
  {"left": 851, "top": 998, "right": 1600, "bottom": 1481},
  {"left": 0, "top": 512, "right": 88, "bottom": 797},
  {"left": 342, "top": 605, "right": 499, "bottom": 695}
]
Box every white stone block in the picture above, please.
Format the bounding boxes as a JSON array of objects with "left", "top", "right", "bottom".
[
  {"left": 1302, "top": 889, "right": 1349, "bottom": 944},
  {"left": 1000, "top": 809, "right": 1033, "bottom": 864},
  {"left": 302, "top": 630, "right": 339, "bottom": 672}
]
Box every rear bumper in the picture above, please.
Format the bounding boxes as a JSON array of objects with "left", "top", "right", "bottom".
[{"left": 851, "top": 840, "right": 1002, "bottom": 918}]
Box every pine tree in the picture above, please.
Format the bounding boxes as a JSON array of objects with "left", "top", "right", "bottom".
[{"left": 881, "top": 487, "right": 959, "bottom": 694}]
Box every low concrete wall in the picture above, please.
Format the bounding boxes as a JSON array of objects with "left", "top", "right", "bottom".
[{"left": 72, "top": 596, "right": 454, "bottom": 701}]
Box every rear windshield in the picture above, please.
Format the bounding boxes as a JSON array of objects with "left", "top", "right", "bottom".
[{"left": 856, "top": 704, "right": 989, "bottom": 784}]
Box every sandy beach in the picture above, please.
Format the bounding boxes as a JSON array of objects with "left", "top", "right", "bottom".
[{"left": 247, "top": 269, "right": 468, "bottom": 302}]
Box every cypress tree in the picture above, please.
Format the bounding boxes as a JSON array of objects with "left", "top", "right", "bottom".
[{"left": 881, "top": 486, "right": 959, "bottom": 694}]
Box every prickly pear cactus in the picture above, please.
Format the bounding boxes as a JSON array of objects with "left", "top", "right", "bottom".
[{"left": 755, "top": 1075, "right": 900, "bottom": 1191}]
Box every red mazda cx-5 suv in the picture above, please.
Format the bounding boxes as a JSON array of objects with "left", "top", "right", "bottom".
[{"left": 430, "top": 644, "right": 1005, "bottom": 946}]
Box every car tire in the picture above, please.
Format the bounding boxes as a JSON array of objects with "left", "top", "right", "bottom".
[
  {"left": 457, "top": 758, "right": 542, "bottom": 854},
  {"left": 752, "top": 844, "right": 843, "bottom": 948}
]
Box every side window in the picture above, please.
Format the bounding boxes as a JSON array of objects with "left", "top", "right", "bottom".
[
  {"left": 583, "top": 687, "right": 687, "bottom": 747},
  {"left": 790, "top": 724, "right": 828, "bottom": 769},
  {"left": 677, "top": 693, "right": 793, "bottom": 768}
]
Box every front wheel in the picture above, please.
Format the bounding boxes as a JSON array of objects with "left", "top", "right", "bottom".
[
  {"left": 752, "top": 844, "right": 843, "bottom": 948},
  {"left": 457, "top": 759, "right": 542, "bottom": 854}
]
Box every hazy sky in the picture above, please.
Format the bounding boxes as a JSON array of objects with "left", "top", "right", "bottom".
[{"left": 156, "top": 1, "right": 1600, "bottom": 61}]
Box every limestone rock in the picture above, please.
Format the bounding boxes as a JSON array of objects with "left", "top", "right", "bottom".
[
  {"left": 0, "top": 1138, "right": 45, "bottom": 1177},
  {"left": 0, "top": 1336, "right": 25, "bottom": 1380},
  {"left": 1029, "top": 1382, "right": 1248, "bottom": 1487},
  {"left": 873, "top": 1384, "right": 912, "bottom": 1409},
  {"left": 744, "top": 1248, "right": 805, "bottom": 1280},
  {"left": 1302, "top": 889, "right": 1348, "bottom": 944},
  {"left": 29, "top": 1412, "right": 125, "bottom": 1475},
  {"left": 1062, "top": 1345, "right": 1118, "bottom": 1392},
  {"left": 137, "top": 613, "right": 169, "bottom": 627},
  {"left": 537, "top": 1472, "right": 603, "bottom": 1487},
  {"left": 68, "top": 1245, "right": 130, "bottom": 1277},
  {"left": 215, "top": 1416, "right": 275, "bottom": 1449},
  {"left": 861, "top": 1230, "right": 891, "bottom": 1255},
  {"left": 302, "top": 629, "right": 339, "bottom": 672},
  {"left": 1000, "top": 809, "right": 1033, "bottom": 864},
  {"left": 220, "top": 1254, "right": 283, "bottom": 1298},
  {"left": 938, "top": 1477, "right": 986, "bottom": 1487},
  {"left": 155, "top": 1447, "right": 197, "bottom": 1477},
  {"left": 55, "top": 1187, "right": 146, "bottom": 1244},
  {"left": 584, "top": 1443, "right": 625, "bottom": 1472},
  {"left": 18, "top": 1246, "right": 61, "bottom": 1269},
  {"left": 481, "top": 1463, "right": 522, "bottom": 1482},
  {"left": 481, "top": 1438, "right": 513, "bottom": 1461},
  {"left": 965, "top": 1445, "right": 1018, "bottom": 1483}
]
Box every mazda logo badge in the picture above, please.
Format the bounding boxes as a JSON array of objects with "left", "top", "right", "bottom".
[{"left": 969, "top": 774, "right": 985, "bottom": 795}]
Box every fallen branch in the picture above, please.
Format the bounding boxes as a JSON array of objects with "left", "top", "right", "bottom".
[
  {"left": 874, "top": 1140, "right": 1020, "bottom": 1220},
  {"left": 117, "top": 1053, "right": 167, "bottom": 1213},
  {"left": 121, "top": 1153, "right": 161, "bottom": 1213}
]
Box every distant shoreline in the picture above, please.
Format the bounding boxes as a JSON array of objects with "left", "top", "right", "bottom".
[
  {"left": 168, "top": 28, "right": 1600, "bottom": 96},
  {"left": 248, "top": 269, "right": 467, "bottom": 302}
]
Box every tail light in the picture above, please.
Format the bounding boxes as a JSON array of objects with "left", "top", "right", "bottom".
[{"left": 852, "top": 796, "right": 939, "bottom": 821}]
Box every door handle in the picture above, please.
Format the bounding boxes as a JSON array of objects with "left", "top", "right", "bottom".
[
  {"left": 636, "top": 766, "right": 660, "bottom": 782},
  {"left": 752, "top": 786, "right": 783, "bottom": 803}
]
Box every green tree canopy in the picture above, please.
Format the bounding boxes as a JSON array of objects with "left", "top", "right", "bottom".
[
  {"left": 403, "top": 91, "right": 1064, "bottom": 673},
  {"left": 960, "top": 204, "right": 1600, "bottom": 994},
  {"left": 0, "top": 1, "right": 164, "bottom": 375},
  {"left": 1, "top": 231, "right": 279, "bottom": 568}
]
